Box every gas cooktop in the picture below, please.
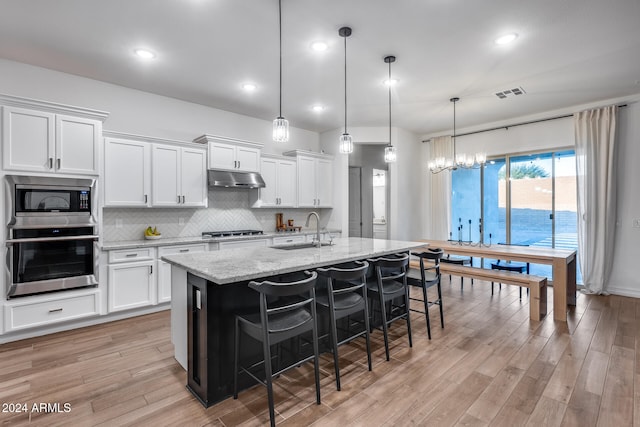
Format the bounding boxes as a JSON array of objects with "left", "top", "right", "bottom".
[{"left": 202, "top": 230, "right": 264, "bottom": 238}]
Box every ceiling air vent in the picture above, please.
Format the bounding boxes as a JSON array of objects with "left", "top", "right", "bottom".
[{"left": 495, "top": 86, "right": 526, "bottom": 99}]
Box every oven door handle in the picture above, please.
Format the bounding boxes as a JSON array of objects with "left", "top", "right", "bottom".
[{"left": 6, "top": 235, "right": 100, "bottom": 244}]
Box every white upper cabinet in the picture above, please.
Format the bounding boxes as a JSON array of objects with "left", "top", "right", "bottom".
[
  {"left": 284, "top": 150, "right": 333, "bottom": 208},
  {"left": 152, "top": 144, "right": 207, "bottom": 207},
  {"left": 2, "top": 99, "right": 107, "bottom": 176},
  {"left": 253, "top": 155, "right": 296, "bottom": 207},
  {"left": 180, "top": 147, "right": 208, "bottom": 207},
  {"left": 194, "top": 134, "right": 263, "bottom": 173},
  {"left": 104, "top": 132, "right": 207, "bottom": 208},
  {"left": 104, "top": 137, "right": 151, "bottom": 207}
]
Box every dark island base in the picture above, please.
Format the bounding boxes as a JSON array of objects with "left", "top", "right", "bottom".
[
  {"left": 186, "top": 271, "right": 371, "bottom": 407},
  {"left": 187, "top": 274, "right": 372, "bottom": 407}
]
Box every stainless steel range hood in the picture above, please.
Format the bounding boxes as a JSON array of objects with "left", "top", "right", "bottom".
[{"left": 207, "top": 170, "right": 265, "bottom": 188}]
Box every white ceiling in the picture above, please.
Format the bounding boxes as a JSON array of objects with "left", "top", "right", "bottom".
[{"left": 1, "top": 0, "right": 639, "bottom": 136}]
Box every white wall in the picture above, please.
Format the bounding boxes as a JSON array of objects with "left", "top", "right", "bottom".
[
  {"left": 608, "top": 102, "right": 640, "bottom": 297},
  {"left": 321, "top": 126, "right": 424, "bottom": 241},
  {"left": 0, "top": 59, "right": 320, "bottom": 152}
]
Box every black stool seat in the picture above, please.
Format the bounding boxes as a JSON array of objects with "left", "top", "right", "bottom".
[
  {"left": 440, "top": 254, "right": 473, "bottom": 288},
  {"left": 316, "top": 260, "right": 371, "bottom": 391},
  {"left": 366, "top": 253, "right": 412, "bottom": 361},
  {"left": 233, "top": 271, "right": 320, "bottom": 427},
  {"left": 408, "top": 248, "right": 444, "bottom": 340},
  {"left": 490, "top": 260, "right": 530, "bottom": 298}
]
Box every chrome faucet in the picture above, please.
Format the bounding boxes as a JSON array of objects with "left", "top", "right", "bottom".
[{"left": 305, "top": 211, "right": 321, "bottom": 248}]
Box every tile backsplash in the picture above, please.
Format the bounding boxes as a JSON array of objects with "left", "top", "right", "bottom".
[{"left": 102, "top": 188, "right": 332, "bottom": 241}]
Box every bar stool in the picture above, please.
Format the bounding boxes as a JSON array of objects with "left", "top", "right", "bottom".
[
  {"left": 408, "top": 248, "right": 444, "bottom": 340},
  {"left": 440, "top": 254, "right": 474, "bottom": 289},
  {"left": 490, "top": 260, "right": 530, "bottom": 298},
  {"left": 366, "top": 253, "right": 412, "bottom": 361},
  {"left": 316, "top": 260, "right": 371, "bottom": 391},
  {"left": 233, "top": 271, "right": 320, "bottom": 427}
]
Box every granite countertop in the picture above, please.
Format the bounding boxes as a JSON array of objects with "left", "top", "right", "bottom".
[
  {"left": 100, "top": 229, "right": 341, "bottom": 250},
  {"left": 162, "top": 237, "right": 426, "bottom": 284}
]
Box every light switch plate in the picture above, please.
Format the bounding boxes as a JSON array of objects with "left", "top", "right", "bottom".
[
  {"left": 633, "top": 218, "right": 640, "bottom": 228},
  {"left": 115, "top": 218, "right": 123, "bottom": 229}
]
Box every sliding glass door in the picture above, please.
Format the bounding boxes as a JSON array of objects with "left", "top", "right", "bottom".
[{"left": 451, "top": 148, "right": 580, "bottom": 282}]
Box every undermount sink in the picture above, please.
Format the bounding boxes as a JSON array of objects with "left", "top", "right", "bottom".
[{"left": 271, "top": 242, "right": 333, "bottom": 250}]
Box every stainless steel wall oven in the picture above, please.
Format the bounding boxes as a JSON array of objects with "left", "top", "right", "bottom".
[{"left": 5, "top": 175, "right": 98, "bottom": 298}]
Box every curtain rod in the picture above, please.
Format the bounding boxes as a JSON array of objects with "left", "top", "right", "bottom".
[{"left": 421, "top": 103, "right": 628, "bottom": 142}]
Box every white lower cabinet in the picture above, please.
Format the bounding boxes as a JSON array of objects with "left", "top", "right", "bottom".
[
  {"left": 4, "top": 290, "right": 100, "bottom": 332},
  {"left": 157, "top": 243, "right": 207, "bottom": 303},
  {"left": 107, "top": 247, "right": 156, "bottom": 312},
  {"left": 108, "top": 261, "right": 155, "bottom": 312}
]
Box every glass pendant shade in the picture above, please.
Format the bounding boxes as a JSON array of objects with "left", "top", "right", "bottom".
[
  {"left": 272, "top": 117, "right": 289, "bottom": 142},
  {"left": 384, "top": 145, "right": 397, "bottom": 163},
  {"left": 339, "top": 133, "right": 354, "bottom": 154}
]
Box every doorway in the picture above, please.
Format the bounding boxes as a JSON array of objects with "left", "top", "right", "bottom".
[
  {"left": 348, "top": 167, "right": 362, "bottom": 237},
  {"left": 373, "top": 169, "right": 388, "bottom": 239}
]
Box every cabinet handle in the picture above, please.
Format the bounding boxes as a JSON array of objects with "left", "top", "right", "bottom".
[
  {"left": 48, "top": 308, "right": 63, "bottom": 313},
  {"left": 178, "top": 195, "right": 181, "bottom": 203},
  {"left": 125, "top": 253, "right": 138, "bottom": 258},
  {"left": 182, "top": 195, "right": 186, "bottom": 204},
  {"left": 179, "top": 249, "right": 189, "bottom": 253},
  {"left": 57, "top": 158, "right": 61, "bottom": 169},
  {"left": 149, "top": 265, "right": 153, "bottom": 275},
  {"left": 238, "top": 161, "right": 240, "bottom": 169},
  {"left": 144, "top": 194, "right": 148, "bottom": 204},
  {"left": 49, "top": 158, "right": 53, "bottom": 169},
  {"left": 317, "top": 199, "right": 320, "bottom": 206}
]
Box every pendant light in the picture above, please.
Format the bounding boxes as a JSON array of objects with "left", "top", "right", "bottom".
[
  {"left": 272, "top": 0, "right": 289, "bottom": 142},
  {"left": 428, "top": 97, "right": 486, "bottom": 173},
  {"left": 384, "top": 55, "right": 397, "bottom": 163},
  {"left": 338, "top": 26, "right": 353, "bottom": 154}
]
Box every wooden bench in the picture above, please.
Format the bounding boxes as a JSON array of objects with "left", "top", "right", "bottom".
[{"left": 409, "top": 261, "right": 547, "bottom": 321}]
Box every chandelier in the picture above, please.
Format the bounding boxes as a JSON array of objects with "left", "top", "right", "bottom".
[{"left": 429, "top": 97, "right": 486, "bottom": 173}]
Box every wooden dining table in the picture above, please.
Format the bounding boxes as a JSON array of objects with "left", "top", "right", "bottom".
[{"left": 418, "top": 240, "right": 577, "bottom": 322}]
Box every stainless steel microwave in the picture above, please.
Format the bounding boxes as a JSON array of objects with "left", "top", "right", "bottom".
[{"left": 5, "top": 175, "right": 96, "bottom": 229}]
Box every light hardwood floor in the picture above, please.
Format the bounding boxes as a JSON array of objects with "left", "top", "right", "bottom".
[{"left": 1, "top": 279, "right": 637, "bottom": 426}]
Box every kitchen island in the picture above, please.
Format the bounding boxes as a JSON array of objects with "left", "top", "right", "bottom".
[{"left": 162, "top": 237, "right": 425, "bottom": 406}]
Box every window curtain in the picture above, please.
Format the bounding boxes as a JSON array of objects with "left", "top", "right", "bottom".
[
  {"left": 429, "top": 136, "right": 453, "bottom": 240},
  {"left": 574, "top": 105, "right": 617, "bottom": 295}
]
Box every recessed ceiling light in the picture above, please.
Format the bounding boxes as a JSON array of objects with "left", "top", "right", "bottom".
[
  {"left": 310, "top": 41, "right": 328, "bottom": 52},
  {"left": 494, "top": 33, "right": 518, "bottom": 45},
  {"left": 242, "top": 83, "right": 257, "bottom": 91},
  {"left": 134, "top": 48, "right": 156, "bottom": 59},
  {"left": 312, "top": 105, "right": 325, "bottom": 112},
  {"left": 383, "top": 78, "right": 398, "bottom": 86}
]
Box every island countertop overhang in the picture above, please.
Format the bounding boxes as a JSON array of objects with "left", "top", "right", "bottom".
[{"left": 162, "top": 237, "right": 426, "bottom": 284}]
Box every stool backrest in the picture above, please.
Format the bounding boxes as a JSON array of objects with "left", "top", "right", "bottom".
[
  {"left": 411, "top": 248, "right": 443, "bottom": 283},
  {"left": 368, "top": 253, "right": 409, "bottom": 283},
  {"left": 248, "top": 271, "right": 318, "bottom": 327},
  {"left": 316, "top": 260, "right": 369, "bottom": 298}
]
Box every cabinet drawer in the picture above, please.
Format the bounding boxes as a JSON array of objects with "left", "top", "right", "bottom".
[
  {"left": 218, "top": 239, "right": 269, "bottom": 250},
  {"left": 108, "top": 247, "right": 154, "bottom": 263},
  {"left": 5, "top": 292, "right": 99, "bottom": 331},
  {"left": 273, "top": 235, "right": 306, "bottom": 245},
  {"left": 158, "top": 243, "right": 207, "bottom": 257}
]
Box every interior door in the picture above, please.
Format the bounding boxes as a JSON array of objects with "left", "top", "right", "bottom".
[{"left": 348, "top": 167, "right": 362, "bottom": 237}]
